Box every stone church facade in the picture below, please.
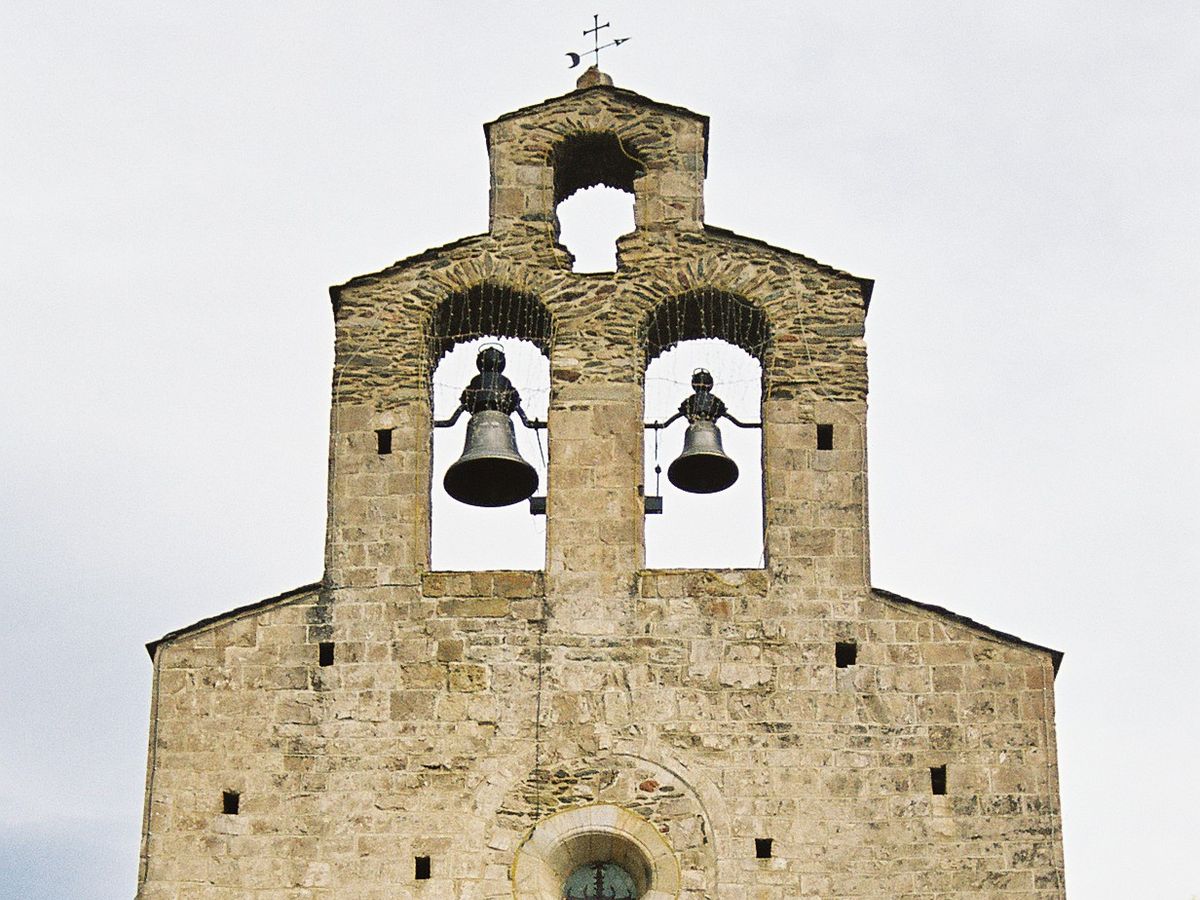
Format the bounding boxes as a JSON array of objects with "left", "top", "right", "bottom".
[{"left": 137, "top": 69, "right": 1066, "bottom": 898}]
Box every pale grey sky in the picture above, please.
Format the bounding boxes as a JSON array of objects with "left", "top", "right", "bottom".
[{"left": 1, "top": 3, "right": 1197, "bottom": 897}]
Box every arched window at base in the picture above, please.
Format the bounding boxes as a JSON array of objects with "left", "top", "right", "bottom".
[{"left": 511, "top": 804, "right": 679, "bottom": 900}]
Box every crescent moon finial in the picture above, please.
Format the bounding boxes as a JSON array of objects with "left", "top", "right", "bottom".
[{"left": 566, "top": 52, "right": 581, "bottom": 68}]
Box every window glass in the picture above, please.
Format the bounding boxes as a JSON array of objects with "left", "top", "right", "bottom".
[{"left": 562, "top": 861, "right": 639, "bottom": 899}]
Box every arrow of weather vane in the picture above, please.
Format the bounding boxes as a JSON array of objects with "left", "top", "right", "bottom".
[{"left": 566, "top": 13, "right": 630, "bottom": 68}]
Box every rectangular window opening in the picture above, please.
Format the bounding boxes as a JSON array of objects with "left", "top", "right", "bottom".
[
  {"left": 930, "top": 765, "right": 947, "bottom": 795},
  {"left": 816, "top": 423, "right": 834, "bottom": 450},
  {"left": 755, "top": 838, "right": 773, "bottom": 859},
  {"left": 318, "top": 641, "right": 335, "bottom": 667},
  {"left": 415, "top": 855, "right": 431, "bottom": 880},
  {"left": 376, "top": 428, "right": 393, "bottom": 455},
  {"left": 222, "top": 790, "right": 240, "bottom": 815},
  {"left": 835, "top": 641, "right": 858, "bottom": 668}
]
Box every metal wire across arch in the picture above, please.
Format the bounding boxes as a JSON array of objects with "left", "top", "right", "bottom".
[
  {"left": 426, "top": 281, "right": 554, "bottom": 379},
  {"left": 643, "top": 288, "right": 769, "bottom": 366}
]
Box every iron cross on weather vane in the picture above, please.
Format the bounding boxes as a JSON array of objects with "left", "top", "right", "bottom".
[{"left": 566, "top": 13, "right": 630, "bottom": 69}]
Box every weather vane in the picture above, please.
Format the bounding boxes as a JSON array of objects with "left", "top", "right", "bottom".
[{"left": 566, "top": 13, "right": 630, "bottom": 69}]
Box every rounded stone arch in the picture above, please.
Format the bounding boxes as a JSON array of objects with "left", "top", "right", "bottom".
[
  {"left": 534, "top": 105, "right": 686, "bottom": 185},
  {"left": 643, "top": 288, "right": 770, "bottom": 366},
  {"left": 425, "top": 279, "right": 554, "bottom": 569},
  {"left": 549, "top": 131, "right": 646, "bottom": 207},
  {"left": 472, "top": 745, "right": 541, "bottom": 875},
  {"left": 489, "top": 754, "right": 717, "bottom": 899},
  {"left": 547, "top": 129, "right": 647, "bottom": 272},
  {"left": 487, "top": 90, "right": 709, "bottom": 238},
  {"left": 426, "top": 280, "right": 554, "bottom": 377},
  {"left": 611, "top": 748, "right": 734, "bottom": 892}
]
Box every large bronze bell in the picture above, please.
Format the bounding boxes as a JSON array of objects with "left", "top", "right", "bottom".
[
  {"left": 444, "top": 409, "right": 539, "bottom": 507},
  {"left": 436, "top": 345, "right": 543, "bottom": 508},
  {"left": 668, "top": 419, "right": 739, "bottom": 494}
]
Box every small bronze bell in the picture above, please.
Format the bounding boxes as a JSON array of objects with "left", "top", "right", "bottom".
[
  {"left": 668, "top": 419, "right": 739, "bottom": 494},
  {"left": 658, "top": 368, "right": 750, "bottom": 495},
  {"left": 436, "top": 345, "right": 541, "bottom": 508}
]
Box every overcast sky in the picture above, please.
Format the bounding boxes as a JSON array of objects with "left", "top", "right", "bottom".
[{"left": 2, "top": 3, "right": 1197, "bottom": 898}]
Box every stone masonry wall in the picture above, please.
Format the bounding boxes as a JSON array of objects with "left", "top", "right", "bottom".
[
  {"left": 325, "top": 225, "right": 870, "bottom": 600},
  {"left": 138, "top": 77, "right": 1064, "bottom": 898},
  {"left": 138, "top": 576, "right": 1064, "bottom": 898}
]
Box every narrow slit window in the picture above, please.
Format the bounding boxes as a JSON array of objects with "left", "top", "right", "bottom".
[
  {"left": 376, "top": 428, "right": 393, "bottom": 455},
  {"left": 755, "top": 838, "right": 773, "bottom": 859},
  {"left": 930, "top": 765, "right": 947, "bottom": 795},
  {"left": 318, "top": 642, "right": 334, "bottom": 667},
  {"left": 835, "top": 641, "right": 858, "bottom": 668},
  {"left": 222, "top": 790, "right": 240, "bottom": 815},
  {"left": 415, "top": 856, "right": 431, "bottom": 880},
  {"left": 816, "top": 423, "right": 834, "bottom": 450}
]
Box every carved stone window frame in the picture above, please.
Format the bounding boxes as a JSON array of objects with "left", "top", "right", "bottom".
[{"left": 510, "top": 804, "right": 680, "bottom": 900}]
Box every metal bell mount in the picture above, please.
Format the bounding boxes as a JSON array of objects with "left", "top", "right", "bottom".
[{"left": 434, "top": 346, "right": 545, "bottom": 507}]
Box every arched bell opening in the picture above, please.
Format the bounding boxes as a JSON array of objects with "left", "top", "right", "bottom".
[
  {"left": 642, "top": 290, "right": 768, "bottom": 570},
  {"left": 550, "top": 132, "right": 643, "bottom": 273},
  {"left": 428, "top": 284, "right": 552, "bottom": 571}
]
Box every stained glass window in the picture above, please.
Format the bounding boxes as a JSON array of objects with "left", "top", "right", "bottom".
[{"left": 562, "top": 861, "right": 639, "bottom": 899}]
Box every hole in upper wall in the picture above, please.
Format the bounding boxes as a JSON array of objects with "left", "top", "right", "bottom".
[
  {"left": 222, "top": 790, "right": 239, "bottom": 815},
  {"left": 550, "top": 132, "right": 642, "bottom": 274},
  {"left": 318, "top": 642, "right": 334, "bottom": 666},
  {"left": 755, "top": 838, "right": 773, "bottom": 859},
  {"left": 835, "top": 641, "right": 857, "bottom": 668},
  {"left": 376, "top": 428, "right": 393, "bottom": 455},
  {"left": 414, "top": 856, "right": 431, "bottom": 880},
  {"left": 817, "top": 423, "right": 834, "bottom": 451},
  {"left": 930, "top": 765, "right": 948, "bottom": 795},
  {"left": 557, "top": 185, "right": 634, "bottom": 273},
  {"left": 551, "top": 132, "right": 643, "bottom": 203}
]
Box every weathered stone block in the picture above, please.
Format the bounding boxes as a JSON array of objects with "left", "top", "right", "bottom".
[
  {"left": 448, "top": 663, "right": 489, "bottom": 693},
  {"left": 437, "top": 597, "right": 510, "bottom": 618}
]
